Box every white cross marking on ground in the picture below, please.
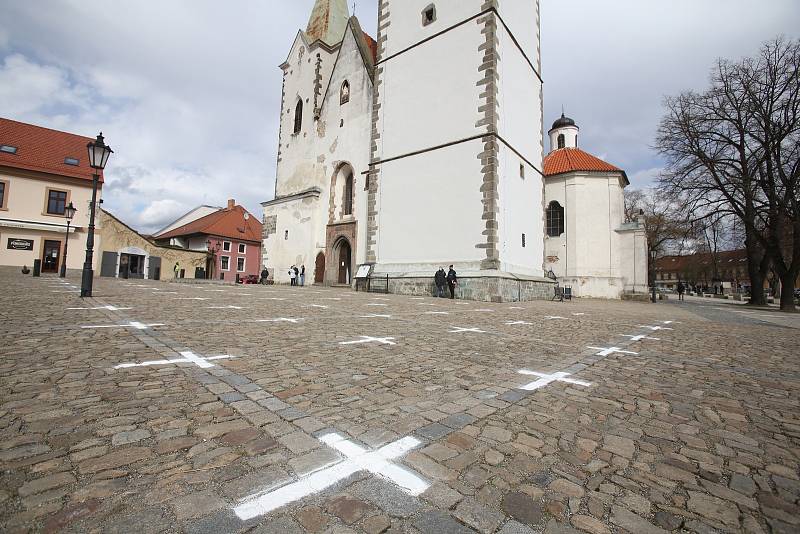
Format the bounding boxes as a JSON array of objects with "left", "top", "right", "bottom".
[
  {"left": 67, "top": 305, "right": 132, "bottom": 311},
  {"left": 638, "top": 325, "right": 673, "bottom": 331},
  {"left": 587, "top": 346, "right": 639, "bottom": 357},
  {"left": 175, "top": 297, "right": 211, "bottom": 301},
  {"left": 660, "top": 321, "right": 676, "bottom": 324},
  {"left": 506, "top": 321, "right": 533, "bottom": 325},
  {"left": 206, "top": 305, "right": 245, "bottom": 310},
  {"left": 322, "top": 298, "right": 342, "bottom": 301},
  {"left": 425, "top": 311, "right": 449, "bottom": 315},
  {"left": 572, "top": 313, "right": 586, "bottom": 316},
  {"left": 339, "top": 336, "right": 397, "bottom": 346},
  {"left": 256, "top": 318, "right": 303, "bottom": 323},
  {"left": 449, "top": 327, "right": 486, "bottom": 333},
  {"left": 473, "top": 309, "right": 494, "bottom": 312},
  {"left": 367, "top": 303, "right": 388, "bottom": 307},
  {"left": 509, "top": 306, "right": 524, "bottom": 310},
  {"left": 233, "top": 432, "right": 427, "bottom": 520},
  {"left": 517, "top": 370, "right": 592, "bottom": 391},
  {"left": 621, "top": 334, "right": 660, "bottom": 342},
  {"left": 360, "top": 314, "right": 392, "bottom": 318},
  {"left": 204, "top": 289, "right": 227, "bottom": 292},
  {"left": 261, "top": 297, "right": 286, "bottom": 301},
  {"left": 305, "top": 304, "right": 329, "bottom": 309},
  {"left": 82, "top": 321, "right": 164, "bottom": 330},
  {"left": 544, "top": 316, "right": 566, "bottom": 320},
  {"left": 114, "top": 351, "right": 235, "bottom": 369}
]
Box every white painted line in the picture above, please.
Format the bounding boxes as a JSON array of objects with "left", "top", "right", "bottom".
[
  {"left": 473, "top": 309, "right": 494, "bottom": 312},
  {"left": 82, "top": 321, "right": 165, "bottom": 330},
  {"left": 367, "top": 303, "right": 388, "bottom": 307},
  {"left": 572, "top": 313, "right": 586, "bottom": 316},
  {"left": 509, "top": 306, "right": 524, "bottom": 310},
  {"left": 587, "top": 346, "right": 639, "bottom": 357},
  {"left": 449, "top": 327, "right": 486, "bottom": 334},
  {"left": 204, "top": 289, "right": 227, "bottom": 292},
  {"left": 67, "top": 305, "right": 132, "bottom": 311},
  {"left": 304, "top": 304, "right": 329, "bottom": 309},
  {"left": 621, "top": 334, "right": 660, "bottom": 342},
  {"left": 518, "top": 370, "right": 592, "bottom": 391},
  {"left": 505, "top": 321, "right": 533, "bottom": 325},
  {"left": 425, "top": 311, "right": 449, "bottom": 315},
  {"left": 256, "top": 318, "right": 303, "bottom": 324},
  {"left": 261, "top": 298, "right": 287, "bottom": 301},
  {"left": 233, "top": 432, "right": 427, "bottom": 520},
  {"left": 638, "top": 325, "right": 673, "bottom": 331},
  {"left": 544, "top": 316, "right": 566, "bottom": 320},
  {"left": 175, "top": 297, "right": 211, "bottom": 301},
  {"left": 206, "top": 305, "right": 246, "bottom": 310},
  {"left": 339, "top": 336, "right": 396, "bottom": 346},
  {"left": 115, "top": 351, "right": 234, "bottom": 369},
  {"left": 360, "top": 314, "right": 392, "bottom": 318}
]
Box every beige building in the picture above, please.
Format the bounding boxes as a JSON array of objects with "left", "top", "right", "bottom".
[
  {"left": 0, "top": 118, "right": 103, "bottom": 273},
  {"left": 97, "top": 209, "right": 208, "bottom": 280}
]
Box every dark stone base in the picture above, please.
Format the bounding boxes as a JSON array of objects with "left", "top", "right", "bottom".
[{"left": 381, "top": 275, "right": 554, "bottom": 303}]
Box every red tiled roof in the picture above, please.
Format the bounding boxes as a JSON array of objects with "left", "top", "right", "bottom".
[
  {"left": 544, "top": 148, "right": 622, "bottom": 177},
  {"left": 363, "top": 32, "right": 377, "bottom": 63},
  {"left": 655, "top": 249, "right": 748, "bottom": 272},
  {"left": 155, "top": 204, "right": 262, "bottom": 243},
  {"left": 0, "top": 117, "right": 104, "bottom": 183}
]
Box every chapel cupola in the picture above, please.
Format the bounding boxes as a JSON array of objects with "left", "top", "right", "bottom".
[
  {"left": 306, "top": 0, "right": 350, "bottom": 46},
  {"left": 548, "top": 113, "right": 579, "bottom": 153}
]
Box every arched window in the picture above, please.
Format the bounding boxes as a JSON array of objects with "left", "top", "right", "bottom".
[
  {"left": 343, "top": 173, "right": 354, "bottom": 215},
  {"left": 340, "top": 81, "right": 350, "bottom": 105},
  {"left": 546, "top": 201, "right": 565, "bottom": 237},
  {"left": 557, "top": 134, "right": 565, "bottom": 149},
  {"left": 293, "top": 99, "right": 303, "bottom": 134}
]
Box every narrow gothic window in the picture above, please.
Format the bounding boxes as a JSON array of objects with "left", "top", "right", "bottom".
[
  {"left": 285, "top": 230, "right": 289, "bottom": 240},
  {"left": 546, "top": 201, "right": 565, "bottom": 237},
  {"left": 340, "top": 81, "right": 350, "bottom": 105},
  {"left": 519, "top": 163, "right": 525, "bottom": 179},
  {"left": 522, "top": 233, "right": 526, "bottom": 248},
  {"left": 293, "top": 99, "right": 303, "bottom": 134},
  {"left": 344, "top": 173, "right": 354, "bottom": 215},
  {"left": 422, "top": 4, "right": 436, "bottom": 26},
  {"left": 557, "top": 134, "right": 565, "bottom": 149}
]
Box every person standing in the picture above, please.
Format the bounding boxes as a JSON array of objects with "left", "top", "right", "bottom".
[
  {"left": 173, "top": 261, "right": 180, "bottom": 279},
  {"left": 300, "top": 265, "right": 306, "bottom": 287},
  {"left": 677, "top": 281, "right": 685, "bottom": 301},
  {"left": 446, "top": 265, "right": 458, "bottom": 299},
  {"left": 434, "top": 268, "right": 446, "bottom": 298},
  {"left": 289, "top": 267, "right": 296, "bottom": 286},
  {"left": 260, "top": 267, "right": 269, "bottom": 285}
]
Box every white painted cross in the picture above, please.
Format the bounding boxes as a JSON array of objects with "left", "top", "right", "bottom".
[
  {"left": 305, "top": 304, "right": 329, "bottom": 309},
  {"left": 339, "top": 336, "right": 397, "bottom": 346},
  {"left": 67, "top": 305, "right": 132, "bottom": 311},
  {"left": 425, "top": 311, "right": 449, "bottom": 315},
  {"left": 505, "top": 321, "right": 533, "bottom": 326},
  {"left": 207, "top": 305, "right": 245, "bottom": 310},
  {"left": 82, "top": 321, "right": 164, "bottom": 330},
  {"left": 587, "top": 346, "right": 639, "bottom": 357},
  {"left": 544, "top": 316, "right": 566, "bottom": 320},
  {"left": 261, "top": 297, "right": 287, "bottom": 301},
  {"left": 175, "top": 297, "right": 211, "bottom": 301},
  {"left": 233, "top": 432, "right": 427, "bottom": 520},
  {"left": 621, "top": 334, "right": 660, "bottom": 342},
  {"left": 114, "top": 351, "right": 235, "bottom": 369},
  {"left": 256, "top": 318, "right": 303, "bottom": 324},
  {"left": 517, "top": 370, "right": 592, "bottom": 391},
  {"left": 360, "top": 314, "right": 392, "bottom": 319},
  {"left": 572, "top": 313, "right": 586, "bottom": 316},
  {"left": 449, "top": 327, "right": 486, "bottom": 333},
  {"left": 367, "top": 303, "right": 388, "bottom": 307},
  {"left": 638, "top": 325, "right": 673, "bottom": 331},
  {"left": 473, "top": 309, "right": 494, "bottom": 312}
]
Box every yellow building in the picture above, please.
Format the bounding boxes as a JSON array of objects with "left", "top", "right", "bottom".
[{"left": 0, "top": 118, "right": 101, "bottom": 273}]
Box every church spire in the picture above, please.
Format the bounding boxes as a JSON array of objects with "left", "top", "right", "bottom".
[{"left": 306, "top": 0, "right": 350, "bottom": 46}]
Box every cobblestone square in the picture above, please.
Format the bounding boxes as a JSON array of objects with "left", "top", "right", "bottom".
[{"left": 1, "top": 269, "right": 798, "bottom": 533}]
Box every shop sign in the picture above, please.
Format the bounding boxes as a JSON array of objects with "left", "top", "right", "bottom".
[{"left": 7, "top": 238, "right": 34, "bottom": 251}]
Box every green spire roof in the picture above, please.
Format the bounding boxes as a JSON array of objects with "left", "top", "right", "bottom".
[{"left": 306, "top": 0, "right": 350, "bottom": 46}]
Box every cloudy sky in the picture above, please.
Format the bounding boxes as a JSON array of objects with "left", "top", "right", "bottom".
[{"left": 1, "top": 0, "right": 797, "bottom": 233}]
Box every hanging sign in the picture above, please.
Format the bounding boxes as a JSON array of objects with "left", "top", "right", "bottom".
[{"left": 7, "top": 238, "right": 34, "bottom": 251}]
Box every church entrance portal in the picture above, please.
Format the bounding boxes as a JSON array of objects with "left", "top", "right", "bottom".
[
  {"left": 314, "top": 252, "right": 325, "bottom": 284},
  {"left": 337, "top": 240, "right": 351, "bottom": 285}
]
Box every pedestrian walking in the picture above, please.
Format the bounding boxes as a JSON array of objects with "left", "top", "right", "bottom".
[
  {"left": 446, "top": 265, "right": 458, "bottom": 299},
  {"left": 293, "top": 266, "right": 300, "bottom": 286},
  {"left": 300, "top": 265, "right": 306, "bottom": 287},
  {"left": 260, "top": 267, "right": 269, "bottom": 285},
  {"left": 677, "top": 281, "right": 685, "bottom": 301},
  {"left": 289, "top": 267, "right": 296, "bottom": 286},
  {"left": 434, "top": 267, "right": 446, "bottom": 298},
  {"left": 173, "top": 261, "right": 180, "bottom": 279}
]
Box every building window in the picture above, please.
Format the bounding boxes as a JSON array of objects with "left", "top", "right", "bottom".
[
  {"left": 221, "top": 256, "right": 230, "bottom": 271},
  {"left": 222, "top": 241, "right": 231, "bottom": 252},
  {"left": 238, "top": 243, "right": 246, "bottom": 254},
  {"left": 422, "top": 4, "right": 436, "bottom": 26},
  {"left": 340, "top": 81, "right": 350, "bottom": 105},
  {"left": 546, "top": 201, "right": 565, "bottom": 237},
  {"left": 293, "top": 99, "right": 303, "bottom": 134},
  {"left": 237, "top": 257, "right": 246, "bottom": 272},
  {"left": 522, "top": 233, "right": 526, "bottom": 248},
  {"left": 46, "top": 189, "right": 68, "bottom": 215},
  {"left": 285, "top": 230, "right": 289, "bottom": 240},
  {"left": 557, "top": 134, "right": 565, "bottom": 149},
  {"left": 0, "top": 181, "right": 7, "bottom": 209},
  {"left": 364, "top": 174, "right": 370, "bottom": 191},
  {"left": 520, "top": 163, "right": 525, "bottom": 179},
  {"left": 64, "top": 157, "right": 79, "bottom": 166},
  {"left": 0, "top": 145, "right": 17, "bottom": 154},
  {"left": 344, "top": 173, "right": 354, "bottom": 215}
]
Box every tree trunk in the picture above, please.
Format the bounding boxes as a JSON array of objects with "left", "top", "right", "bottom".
[
  {"left": 779, "top": 270, "right": 797, "bottom": 311},
  {"left": 745, "top": 230, "right": 767, "bottom": 306}
]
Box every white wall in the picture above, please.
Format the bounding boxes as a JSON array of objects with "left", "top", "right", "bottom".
[
  {"left": 382, "top": 0, "right": 483, "bottom": 58},
  {"left": 548, "top": 125, "right": 579, "bottom": 152}
]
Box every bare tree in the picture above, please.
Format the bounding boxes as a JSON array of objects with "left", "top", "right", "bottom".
[{"left": 657, "top": 37, "right": 799, "bottom": 309}]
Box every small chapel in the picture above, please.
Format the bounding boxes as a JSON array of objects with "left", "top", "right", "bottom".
[{"left": 261, "top": 0, "right": 647, "bottom": 301}]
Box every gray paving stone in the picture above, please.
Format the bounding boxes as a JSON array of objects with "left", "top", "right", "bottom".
[
  {"left": 218, "top": 392, "right": 246, "bottom": 403},
  {"left": 440, "top": 413, "right": 477, "bottom": 429},
  {"left": 351, "top": 478, "right": 423, "bottom": 518},
  {"left": 413, "top": 510, "right": 477, "bottom": 534},
  {"left": 417, "top": 423, "right": 453, "bottom": 441}
]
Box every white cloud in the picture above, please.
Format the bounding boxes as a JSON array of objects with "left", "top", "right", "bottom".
[{"left": 629, "top": 167, "right": 664, "bottom": 188}]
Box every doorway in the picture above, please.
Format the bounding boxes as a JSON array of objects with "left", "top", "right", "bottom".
[
  {"left": 337, "top": 240, "right": 351, "bottom": 285},
  {"left": 119, "top": 253, "right": 146, "bottom": 279},
  {"left": 42, "top": 240, "right": 61, "bottom": 273},
  {"left": 315, "top": 252, "right": 325, "bottom": 284}
]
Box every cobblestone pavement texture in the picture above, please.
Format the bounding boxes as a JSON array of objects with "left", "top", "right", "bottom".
[{"left": 1, "top": 267, "right": 798, "bottom": 533}]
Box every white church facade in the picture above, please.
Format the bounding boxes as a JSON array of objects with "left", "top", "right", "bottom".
[{"left": 262, "top": 0, "right": 647, "bottom": 301}]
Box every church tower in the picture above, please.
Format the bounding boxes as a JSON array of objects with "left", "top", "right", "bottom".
[
  {"left": 548, "top": 113, "right": 579, "bottom": 152},
  {"left": 366, "top": 1, "right": 548, "bottom": 299}
]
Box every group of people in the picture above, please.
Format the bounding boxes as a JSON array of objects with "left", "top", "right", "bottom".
[
  {"left": 434, "top": 265, "right": 459, "bottom": 299},
  {"left": 288, "top": 265, "right": 305, "bottom": 286}
]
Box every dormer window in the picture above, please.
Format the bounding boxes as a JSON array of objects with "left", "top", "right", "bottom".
[
  {"left": 64, "top": 157, "right": 79, "bottom": 166},
  {"left": 340, "top": 81, "right": 350, "bottom": 105},
  {"left": 0, "top": 145, "right": 17, "bottom": 154},
  {"left": 422, "top": 4, "right": 436, "bottom": 26}
]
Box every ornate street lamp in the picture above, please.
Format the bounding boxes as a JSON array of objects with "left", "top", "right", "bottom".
[
  {"left": 80, "top": 132, "right": 113, "bottom": 298},
  {"left": 59, "top": 202, "right": 77, "bottom": 278}
]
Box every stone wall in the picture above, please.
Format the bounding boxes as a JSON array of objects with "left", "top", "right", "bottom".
[{"left": 384, "top": 275, "right": 554, "bottom": 302}]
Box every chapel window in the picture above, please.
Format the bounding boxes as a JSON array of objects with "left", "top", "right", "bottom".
[
  {"left": 293, "top": 99, "right": 303, "bottom": 134},
  {"left": 340, "top": 81, "right": 350, "bottom": 105},
  {"left": 344, "top": 173, "right": 354, "bottom": 216},
  {"left": 557, "top": 134, "right": 565, "bottom": 150},
  {"left": 546, "top": 201, "right": 565, "bottom": 237},
  {"left": 422, "top": 4, "right": 436, "bottom": 26}
]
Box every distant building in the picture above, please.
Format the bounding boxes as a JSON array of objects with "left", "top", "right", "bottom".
[
  {"left": 153, "top": 205, "right": 223, "bottom": 237},
  {"left": 543, "top": 115, "right": 648, "bottom": 298},
  {"left": 655, "top": 249, "right": 750, "bottom": 292},
  {"left": 154, "top": 199, "right": 262, "bottom": 281},
  {"left": 97, "top": 209, "right": 208, "bottom": 280},
  {"left": 0, "top": 117, "right": 102, "bottom": 273}
]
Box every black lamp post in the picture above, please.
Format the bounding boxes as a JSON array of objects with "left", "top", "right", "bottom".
[
  {"left": 80, "top": 133, "right": 113, "bottom": 298},
  {"left": 59, "top": 202, "right": 77, "bottom": 278}
]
